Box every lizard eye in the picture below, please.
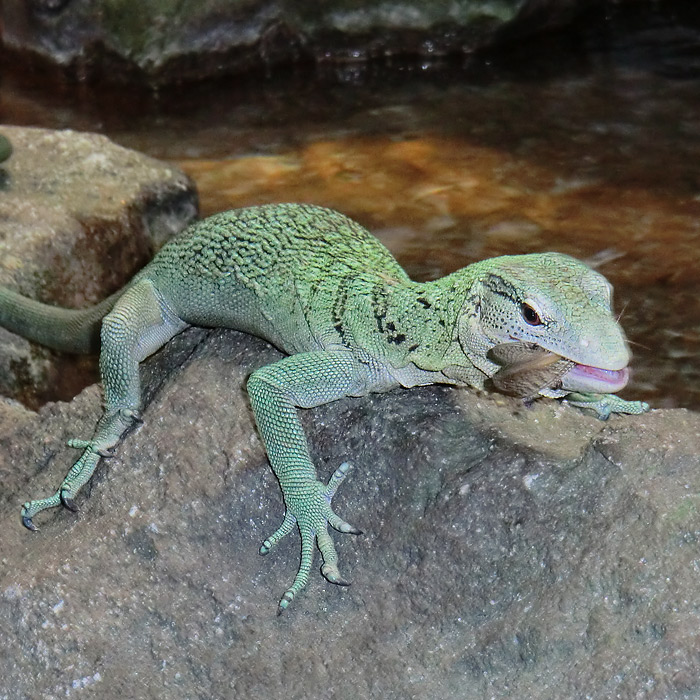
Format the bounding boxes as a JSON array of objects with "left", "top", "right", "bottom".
[{"left": 521, "top": 303, "right": 543, "bottom": 326}]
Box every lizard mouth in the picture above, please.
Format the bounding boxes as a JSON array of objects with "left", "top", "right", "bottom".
[
  {"left": 487, "top": 341, "right": 631, "bottom": 397},
  {"left": 561, "top": 363, "right": 629, "bottom": 393}
]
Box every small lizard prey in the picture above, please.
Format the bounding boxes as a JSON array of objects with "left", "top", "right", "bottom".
[{"left": 0, "top": 203, "right": 649, "bottom": 611}]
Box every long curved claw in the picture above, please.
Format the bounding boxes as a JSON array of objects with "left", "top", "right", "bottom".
[
  {"left": 327, "top": 512, "right": 362, "bottom": 536},
  {"left": 60, "top": 490, "right": 79, "bottom": 512},
  {"left": 21, "top": 511, "right": 38, "bottom": 532},
  {"left": 321, "top": 566, "right": 351, "bottom": 587}
]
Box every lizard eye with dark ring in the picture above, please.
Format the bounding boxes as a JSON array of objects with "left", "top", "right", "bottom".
[{"left": 521, "top": 303, "right": 543, "bottom": 326}]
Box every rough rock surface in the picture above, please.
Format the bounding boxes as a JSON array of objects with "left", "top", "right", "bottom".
[
  {"left": 0, "top": 327, "right": 698, "bottom": 699},
  {"left": 0, "top": 126, "right": 198, "bottom": 407},
  {"left": 1, "top": 0, "right": 643, "bottom": 85}
]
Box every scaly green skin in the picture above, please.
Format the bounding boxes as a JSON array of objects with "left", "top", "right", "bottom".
[
  {"left": 0, "top": 203, "right": 649, "bottom": 612},
  {"left": 0, "top": 134, "right": 12, "bottom": 164}
]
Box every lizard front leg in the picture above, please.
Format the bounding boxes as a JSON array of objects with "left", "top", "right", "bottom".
[
  {"left": 21, "top": 279, "right": 187, "bottom": 529},
  {"left": 563, "top": 391, "right": 650, "bottom": 419},
  {"left": 247, "top": 350, "right": 394, "bottom": 613}
]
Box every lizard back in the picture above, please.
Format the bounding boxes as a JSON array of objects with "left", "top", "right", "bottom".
[{"left": 141, "top": 203, "right": 411, "bottom": 354}]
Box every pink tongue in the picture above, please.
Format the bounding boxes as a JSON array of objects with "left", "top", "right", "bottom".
[{"left": 569, "top": 364, "right": 629, "bottom": 391}]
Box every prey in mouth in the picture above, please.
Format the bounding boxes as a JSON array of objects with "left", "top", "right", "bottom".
[{"left": 488, "top": 341, "right": 641, "bottom": 417}]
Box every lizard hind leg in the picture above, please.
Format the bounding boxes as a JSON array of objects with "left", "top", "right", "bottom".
[{"left": 21, "top": 278, "right": 188, "bottom": 530}]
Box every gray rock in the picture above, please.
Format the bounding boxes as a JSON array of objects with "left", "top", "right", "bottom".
[
  {"left": 1, "top": 0, "right": 628, "bottom": 85},
  {"left": 0, "top": 327, "right": 697, "bottom": 699},
  {"left": 0, "top": 126, "right": 198, "bottom": 407}
]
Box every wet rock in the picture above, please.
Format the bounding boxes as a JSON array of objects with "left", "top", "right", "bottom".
[
  {"left": 0, "top": 126, "right": 198, "bottom": 407},
  {"left": 0, "top": 327, "right": 697, "bottom": 699},
  {"left": 1, "top": 0, "right": 640, "bottom": 85}
]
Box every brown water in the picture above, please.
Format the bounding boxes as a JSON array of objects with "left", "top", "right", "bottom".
[{"left": 2, "top": 16, "right": 700, "bottom": 410}]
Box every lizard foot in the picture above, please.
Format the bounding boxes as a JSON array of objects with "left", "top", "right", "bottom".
[
  {"left": 67, "top": 439, "right": 116, "bottom": 458},
  {"left": 21, "top": 492, "right": 62, "bottom": 531},
  {"left": 565, "top": 392, "right": 650, "bottom": 420},
  {"left": 20, "top": 408, "right": 138, "bottom": 530},
  {"left": 20, "top": 442, "right": 104, "bottom": 530},
  {"left": 260, "top": 462, "right": 362, "bottom": 614}
]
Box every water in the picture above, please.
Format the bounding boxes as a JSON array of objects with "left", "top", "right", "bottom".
[{"left": 2, "top": 7, "right": 699, "bottom": 410}]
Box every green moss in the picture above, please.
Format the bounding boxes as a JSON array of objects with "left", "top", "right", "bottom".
[
  {"left": 667, "top": 496, "right": 700, "bottom": 526},
  {"left": 100, "top": 0, "right": 262, "bottom": 58}
]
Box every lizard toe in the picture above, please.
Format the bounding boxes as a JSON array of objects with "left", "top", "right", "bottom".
[
  {"left": 20, "top": 491, "right": 63, "bottom": 530},
  {"left": 328, "top": 511, "right": 362, "bottom": 535},
  {"left": 317, "top": 522, "right": 351, "bottom": 586},
  {"left": 565, "top": 392, "right": 651, "bottom": 419},
  {"left": 21, "top": 507, "right": 38, "bottom": 532},
  {"left": 259, "top": 511, "right": 296, "bottom": 555},
  {"left": 321, "top": 562, "right": 350, "bottom": 586},
  {"left": 60, "top": 489, "right": 79, "bottom": 512},
  {"left": 324, "top": 462, "right": 362, "bottom": 534},
  {"left": 277, "top": 528, "right": 315, "bottom": 613}
]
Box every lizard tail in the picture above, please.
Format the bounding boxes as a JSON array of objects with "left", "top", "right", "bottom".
[{"left": 0, "top": 286, "right": 123, "bottom": 354}]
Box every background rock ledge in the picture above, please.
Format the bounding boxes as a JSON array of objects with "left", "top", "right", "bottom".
[
  {"left": 0, "top": 125, "right": 198, "bottom": 407},
  {"left": 1, "top": 0, "right": 647, "bottom": 86},
  {"left": 0, "top": 327, "right": 698, "bottom": 700}
]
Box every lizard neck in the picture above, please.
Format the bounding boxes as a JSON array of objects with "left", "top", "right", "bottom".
[{"left": 352, "top": 264, "right": 482, "bottom": 377}]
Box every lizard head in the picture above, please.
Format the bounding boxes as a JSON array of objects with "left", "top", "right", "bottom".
[{"left": 457, "top": 252, "right": 632, "bottom": 395}]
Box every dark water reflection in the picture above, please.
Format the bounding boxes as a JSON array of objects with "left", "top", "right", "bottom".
[{"left": 2, "top": 8, "right": 700, "bottom": 410}]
